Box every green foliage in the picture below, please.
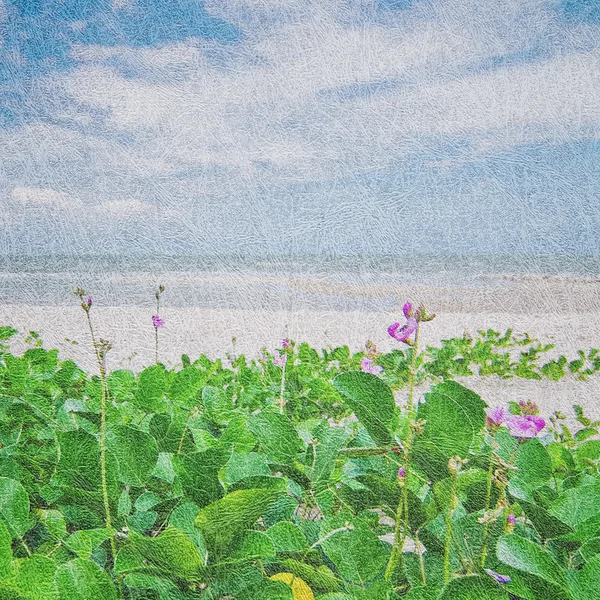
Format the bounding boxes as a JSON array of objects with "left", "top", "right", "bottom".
[{"left": 0, "top": 327, "right": 599, "bottom": 598}]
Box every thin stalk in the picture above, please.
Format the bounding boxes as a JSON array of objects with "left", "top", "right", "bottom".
[
  {"left": 385, "top": 321, "right": 421, "bottom": 583},
  {"left": 479, "top": 436, "right": 496, "bottom": 568},
  {"left": 279, "top": 359, "right": 286, "bottom": 414},
  {"left": 155, "top": 293, "right": 160, "bottom": 365},
  {"left": 443, "top": 478, "right": 457, "bottom": 583},
  {"left": 415, "top": 530, "right": 427, "bottom": 586}
]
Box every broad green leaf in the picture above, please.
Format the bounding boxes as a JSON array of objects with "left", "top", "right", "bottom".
[
  {"left": 437, "top": 575, "right": 509, "bottom": 599},
  {"left": 428, "top": 381, "right": 487, "bottom": 430},
  {"left": 222, "top": 452, "right": 271, "bottom": 485},
  {"left": 168, "top": 367, "right": 205, "bottom": 408},
  {"left": 105, "top": 425, "right": 159, "bottom": 487},
  {"left": 172, "top": 449, "right": 228, "bottom": 507},
  {"left": 266, "top": 521, "right": 309, "bottom": 553},
  {"left": 123, "top": 573, "right": 188, "bottom": 600},
  {"left": 568, "top": 554, "right": 600, "bottom": 600},
  {"left": 333, "top": 372, "right": 396, "bottom": 446},
  {"left": 549, "top": 485, "right": 600, "bottom": 527},
  {"left": 514, "top": 439, "right": 552, "bottom": 484},
  {"left": 320, "top": 518, "right": 388, "bottom": 584},
  {"left": 518, "top": 500, "right": 573, "bottom": 540},
  {"left": 0, "top": 478, "right": 32, "bottom": 539},
  {"left": 195, "top": 488, "right": 283, "bottom": 554},
  {"left": 54, "top": 430, "right": 102, "bottom": 491},
  {"left": 0, "top": 519, "right": 12, "bottom": 579},
  {"left": 13, "top": 555, "right": 58, "bottom": 600},
  {"left": 118, "top": 527, "right": 205, "bottom": 581},
  {"left": 231, "top": 531, "right": 275, "bottom": 560},
  {"left": 219, "top": 417, "right": 257, "bottom": 453},
  {"left": 496, "top": 533, "right": 567, "bottom": 589},
  {"left": 202, "top": 385, "right": 236, "bottom": 423},
  {"left": 134, "top": 364, "right": 167, "bottom": 413},
  {"left": 55, "top": 558, "right": 117, "bottom": 600},
  {"left": 307, "top": 424, "right": 350, "bottom": 492},
  {"left": 247, "top": 409, "right": 304, "bottom": 465}
]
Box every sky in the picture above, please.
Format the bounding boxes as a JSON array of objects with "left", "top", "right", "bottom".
[{"left": 0, "top": 0, "right": 599, "bottom": 258}]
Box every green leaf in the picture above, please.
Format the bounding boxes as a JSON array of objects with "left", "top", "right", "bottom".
[
  {"left": 195, "top": 488, "right": 283, "bottom": 555},
  {"left": 437, "top": 575, "right": 509, "bottom": 599},
  {"left": 0, "top": 519, "right": 13, "bottom": 579},
  {"left": 496, "top": 533, "right": 567, "bottom": 589},
  {"left": 54, "top": 430, "right": 102, "bottom": 491},
  {"left": 247, "top": 410, "right": 304, "bottom": 465},
  {"left": 222, "top": 452, "right": 272, "bottom": 486},
  {"left": 0, "top": 326, "right": 18, "bottom": 341},
  {"left": 320, "top": 518, "right": 388, "bottom": 584},
  {"left": 123, "top": 573, "right": 188, "bottom": 600},
  {"left": 514, "top": 439, "right": 552, "bottom": 484},
  {"left": 55, "top": 558, "right": 117, "bottom": 600},
  {"left": 568, "top": 554, "right": 600, "bottom": 600},
  {"left": 172, "top": 449, "right": 228, "bottom": 507},
  {"left": 219, "top": 417, "right": 257, "bottom": 453},
  {"left": 266, "top": 521, "right": 308, "bottom": 553},
  {"left": 332, "top": 372, "right": 396, "bottom": 446},
  {"left": 168, "top": 367, "right": 205, "bottom": 408},
  {"left": 202, "top": 385, "right": 236, "bottom": 423},
  {"left": 518, "top": 500, "right": 573, "bottom": 540},
  {"left": 105, "top": 425, "right": 159, "bottom": 487},
  {"left": 307, "top": 424, "right": 350, "bottom": 492},
  {"left": 549, "top": 485, "right": 600, "bottom": 527},
  {"left": 118, "top": 527, "right": 205, "bottom": 581},
  {"left": 231, "top": 531, "right": 275, "bottom": 560},
  {"left": 134, "top": 364, "right": 167, "bottom": 413},
  {"left": 0, "top": 478, "right": 32, "bottom": 539},
  {"left": 13, "top": 555, "right": 58, "bottom": 600}
]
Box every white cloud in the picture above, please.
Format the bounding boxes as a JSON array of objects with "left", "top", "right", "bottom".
[
  {"left": 95, "top": 199, "right": 149, "bottom": 217},
  {"left": 10, "top": 186, "right": 83, "bottom": 209}
]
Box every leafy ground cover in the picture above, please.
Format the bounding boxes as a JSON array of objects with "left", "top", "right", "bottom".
[{"left": 0, "top": 295, "right": 599, "bottom": 599}]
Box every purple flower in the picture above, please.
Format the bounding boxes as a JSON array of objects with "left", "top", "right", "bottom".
[
  {"left": 486, "top": 569, "right": 511, "bottom": 585},
  {"left": 507, "top": 514, "right": 516, "bottom": 525},
  {"left": 388, "top": 317, "right": 418, "bottom": 344},
  {"left": 361, "top": 357, "right": 383, "bottom": 376},
  {"left": 388, "top": 301, "right": 419, "bottom": 344},
  {"left": 485, "top": 406, "right": 505, "bottom": 429},
  {"left": 273, "top": 350, "right": 287, "bottom": 367},
  {"left": 87, "top": 296, "right": 93, "bottom": 308},
  {"left": 152, "top": 315, "right": 165, "bottom": 329},
  {"left": 505, "top": 414, "right": 545, "bottom": 438},
  {"left": 398, "top": 467, "right": 406, "bottom": 479},
  {"left": 282, "top": 338, "right": 291, "bottom": 348}
]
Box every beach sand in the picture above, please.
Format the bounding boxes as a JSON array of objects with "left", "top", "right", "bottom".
[{"left": 1, "top": 276, "right": 599, "bottom": 420}]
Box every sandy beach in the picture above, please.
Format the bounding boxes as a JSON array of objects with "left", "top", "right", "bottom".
[{"left": 1, "top": 275, "right": 599, "bottom": 421}]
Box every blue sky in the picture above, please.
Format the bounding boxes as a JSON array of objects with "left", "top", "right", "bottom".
[{"left": 0, "top": 0, "right": 599, "bottom": 256}]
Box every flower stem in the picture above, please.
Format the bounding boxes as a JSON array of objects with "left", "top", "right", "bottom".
[
  {"left": 480, "top": 435, "right": 496, "bottom": 568},
  {"left": 279, "top": 359, "right": 286, "bottom": 414},
  {"left": 385, "top": 321, "right": 421, "bottom": 584}
]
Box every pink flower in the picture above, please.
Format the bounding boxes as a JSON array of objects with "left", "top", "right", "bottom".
[
  {"left": 485, "top": 406, "right": 505, "bottom": 429},
  {"left": 273, "top": 350, "right": 287, "bottom": 367},
  {"left": 505, "top": 414, "right": 545, "bottom": 438},
  {"left": 152, "top": 315, "right": 165, "bottom": 329},
  {"left": 398, "top": 467, "right": 406, "bottom": 479},
  {"left": 360, "top": 357, "right": 383, "bottom": 376},
  {"left": 282, "top": 338, "right": 291, "bottom": 348},
  {"left": 507, "top": 514, "right": 516, "bottom": 525},
  {"left": 388, "top": 302, "right": 419, "bottom": 344}
]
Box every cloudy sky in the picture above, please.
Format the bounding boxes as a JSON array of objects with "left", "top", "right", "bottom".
[{"left": 0, "top": 0, "right": 599, "bottom": 257}]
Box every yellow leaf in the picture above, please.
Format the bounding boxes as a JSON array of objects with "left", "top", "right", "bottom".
[{"left": 269, "top": 572, "right": 315, "bottom": 600}]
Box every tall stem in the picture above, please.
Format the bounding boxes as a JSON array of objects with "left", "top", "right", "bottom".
[
  {"left": 279, "top": 359, "right": 286, "bottom": 414},
  {"left": 479, "top": 434, "right": 496, "bottom": 568},
  {"left": 385, "top": 321, "right": 421, "bottom": 584},
  {"left": 155, "top": 293, "right": 160, "bottom": 365}
]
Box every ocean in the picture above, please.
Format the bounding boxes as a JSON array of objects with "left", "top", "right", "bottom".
[{"left": 0, "top": 254, "right": 599, "bottom": 312}]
